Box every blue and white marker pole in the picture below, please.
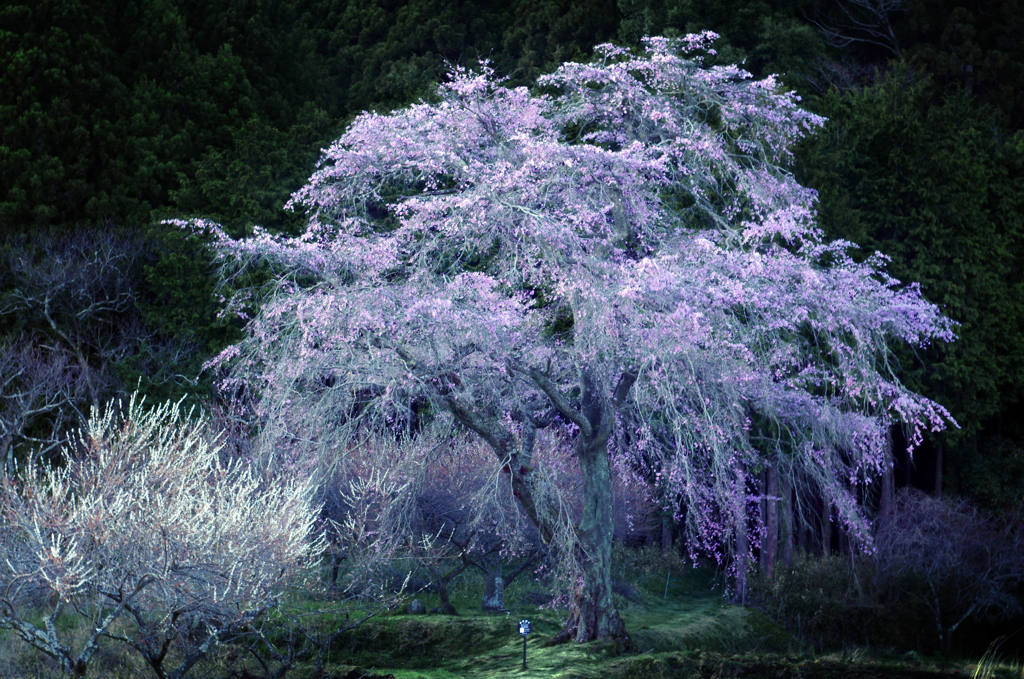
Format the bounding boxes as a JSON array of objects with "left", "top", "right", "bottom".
[{"left": 518, "top": 619, "right": 532, "bottom": 670}]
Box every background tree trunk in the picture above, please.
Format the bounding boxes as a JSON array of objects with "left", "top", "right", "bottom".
[
  {"left": 795, "top": 491, "right": 808, "bottom": 556},
  {"left": 820, "top": 496, "right": 831, "bottom": 556},
  {"left": 734, "top": 519, "right": 749, "bottom": 606},
  {"left": 781, "top": 477, "right": 794, "bottom": 568},
  {"left": 646, "top": 512, "right": 660, "bottom": 548},
  {"left": 764, "top": 464, "right": 779, "bottom": 579},
  {"left": 878, "top": 464, "right": 895, "bottom": 531},
  {"left": 475, "top": 546, "right": 536, "bottom": 612}
]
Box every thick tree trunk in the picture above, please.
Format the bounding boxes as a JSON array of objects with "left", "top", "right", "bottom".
[
  {"left": 435, "top": 581, "right": 457, "bottom": 614},
  {"left": 552, "top": 433, "right": 630, "bottom": 647},
  {"left": 450, "top": 364, "right": 633, "bottom": 648},
  {"left": 764, "top": 464, "right": 779, "bottom": 579},
  {"left": 933, "top": 441, "right": 943, "bottom": 498},
  {"left": 329, "top": 549, "right": 345, "bottom": 589},
  {"left": 424, "top": 560, "right": 465, "bottom": 614},
  {"left": 660, "top": 513, "right": 674, "bottom": 557}
]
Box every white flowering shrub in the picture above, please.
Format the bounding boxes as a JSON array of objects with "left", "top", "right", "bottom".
[{"left": 0, "top": 393, "right": 322, "bottom": 679}]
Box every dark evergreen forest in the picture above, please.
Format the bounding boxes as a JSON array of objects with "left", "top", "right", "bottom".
[{"left": 2, "top": 1, "right": 1023, "bottom": 664}]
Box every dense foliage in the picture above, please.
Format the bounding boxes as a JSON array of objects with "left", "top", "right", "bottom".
[{"left": 798, "top": 64, "right": 1024, "bottom": 507}]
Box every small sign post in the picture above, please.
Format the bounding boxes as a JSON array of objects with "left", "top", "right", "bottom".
[{"left": 518, "top": 619, "right": 532, "bottom": 670}]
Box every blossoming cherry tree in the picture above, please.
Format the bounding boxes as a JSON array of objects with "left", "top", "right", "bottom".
[{"left": 181, "top": 34, "right": 954, "bottom": 646}]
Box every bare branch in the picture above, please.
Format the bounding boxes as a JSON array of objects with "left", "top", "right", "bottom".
[
  {"left": 516, "top": 363, "right": 591, "bottom": 439},
  {"left": 810, "top": 0, "right": 904, "bottom": 57},
  {"left": 611, "top": 369, "right": 639, "bottom": 409}
]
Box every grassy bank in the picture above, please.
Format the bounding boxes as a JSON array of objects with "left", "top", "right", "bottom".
[{"left": 1, "top": 562, "right": 1019, "bottom": 678}]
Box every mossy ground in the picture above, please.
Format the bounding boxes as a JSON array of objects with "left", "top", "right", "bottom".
[
  {"left": 230, "top": 566, "right": 1003, "bottom": 679},
  {"left": 1, "top": 561, "right": 1019, "bottom": 678}
]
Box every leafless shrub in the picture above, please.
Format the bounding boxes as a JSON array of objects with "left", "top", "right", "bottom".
[
  {"left": 753, "top": 491, "right": 1024, "bottom": 653},
  {"left": 752, "top": 553, "right": 887, "bottom": 649},
  {"left": 245, "top": 381, "right": 578, "bottom": 611},
  {"left": 0, "top": 393, "right": 323, "bottom": 679},
  {"left": 0, "top": 340, "right": 88, "bottom": 475},
  {"left": 0, "top": 227, "right": 142, "bottom": 410},
  {"left": 874, "top": 488, "right": 1024, "bottom": 653},
  {"left": 0, "top": 227, "right": 156, "bottom": 474},
  {"left": 402, "top": 438, "right": 546, "bottom": 613}
]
